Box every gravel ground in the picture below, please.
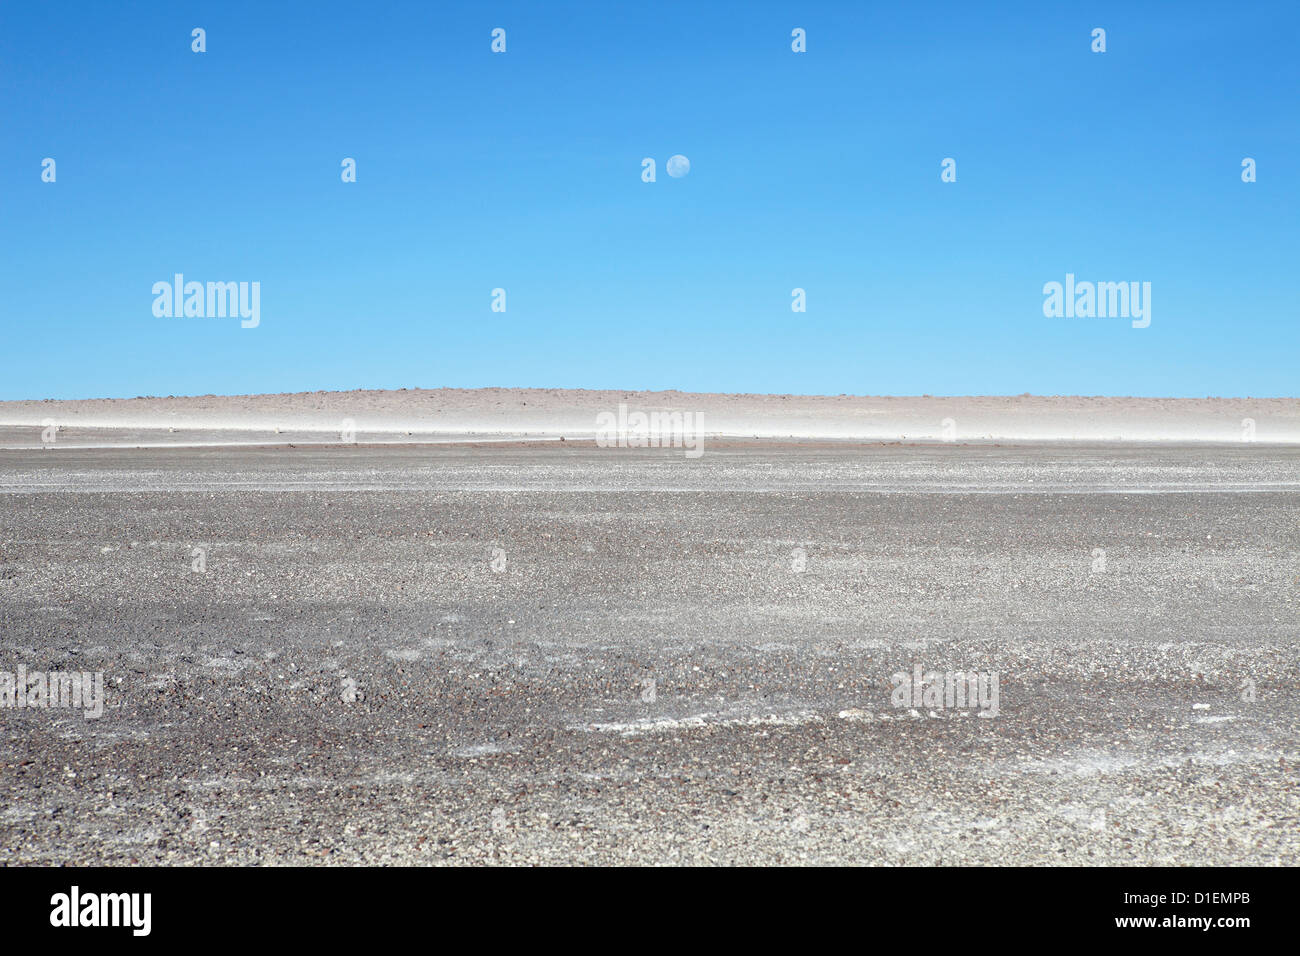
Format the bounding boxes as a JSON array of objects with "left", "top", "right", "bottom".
[{"left": 1, "top": 442, "right": 1297, "bottom": 865}]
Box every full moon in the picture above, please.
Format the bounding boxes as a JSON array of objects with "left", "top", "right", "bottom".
[{"left": 666, "top": 154, "right": 690, "bottom": 178}]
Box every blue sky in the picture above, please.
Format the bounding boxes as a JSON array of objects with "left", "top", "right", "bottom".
[{"left": 2, "top": 0, "right": 1296, "bottom": 399}]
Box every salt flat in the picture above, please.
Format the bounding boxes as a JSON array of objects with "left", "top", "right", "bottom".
[
  {"left": 2, "top": 388, "right": 1298, "bottom": 446},
  {"left": 1, "top": 440, "right": 1297, "bottom": 865}
]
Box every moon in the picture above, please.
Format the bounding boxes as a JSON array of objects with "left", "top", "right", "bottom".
[{"left": 666, "top": 154, "right": 690, "bottom": 178}]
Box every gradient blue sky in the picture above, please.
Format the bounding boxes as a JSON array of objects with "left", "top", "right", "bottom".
[{"left": 3, "top": 0, "right": 1297, "bottom": 399}]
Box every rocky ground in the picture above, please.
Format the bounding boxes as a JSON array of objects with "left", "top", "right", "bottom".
[{"left": 1, "top": 442, "right": 1297, "bottom": 864}]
